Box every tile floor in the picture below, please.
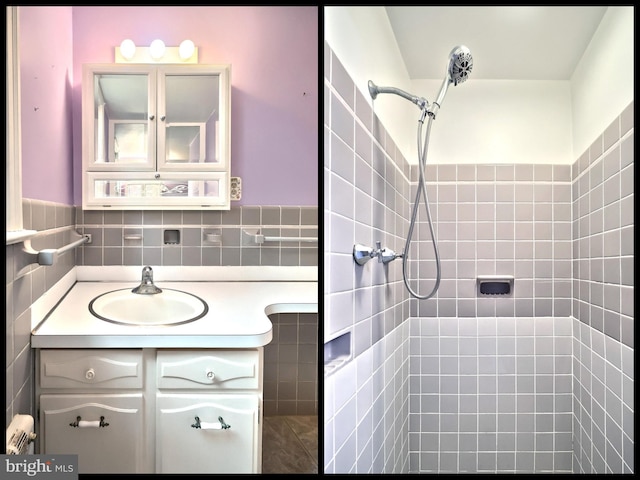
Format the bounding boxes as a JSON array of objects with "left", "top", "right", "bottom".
[{"left": 262, "top": 415, "right": 318, "bottom": 474}]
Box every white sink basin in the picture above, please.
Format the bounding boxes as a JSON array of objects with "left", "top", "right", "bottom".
[{"left": 89, "top": 288, "right": 208, "bottom": 326}]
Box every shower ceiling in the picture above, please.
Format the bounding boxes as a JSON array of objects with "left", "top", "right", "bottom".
[{"left": 385, "top": 6, "right": 608, "bottom": 81}]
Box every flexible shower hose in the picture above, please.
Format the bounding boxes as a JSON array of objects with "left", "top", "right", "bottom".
[{"left": 401, "top": 113, "right": 441, "bottom": 300}]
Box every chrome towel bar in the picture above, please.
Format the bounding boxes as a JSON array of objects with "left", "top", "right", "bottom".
[{"left": 242, "top": 229, "right": 317, "bottom": 245}]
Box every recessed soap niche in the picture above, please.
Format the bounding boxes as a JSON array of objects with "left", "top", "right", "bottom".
[
  {"left": 324, "top": 331, "right": 351, "bottom": 377},
  {"left": 163, "top": 229, "right": 180, "bottom": 245}
]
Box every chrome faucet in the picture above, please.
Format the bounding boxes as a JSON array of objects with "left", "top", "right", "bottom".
[
  {"left": 353, "top": 241, "right": 402, "bottom": 266},
  {"left": 132, "top": 266, "right": 163, "bottom": 295}
]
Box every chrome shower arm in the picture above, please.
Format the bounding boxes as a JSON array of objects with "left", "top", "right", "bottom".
[{"left": 368, "top": 81, "right": 429, "bottom": 111}]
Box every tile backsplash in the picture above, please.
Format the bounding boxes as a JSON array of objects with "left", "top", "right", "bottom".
[{"left": 75, "top": 206, "right": 318, "bottom": 267}]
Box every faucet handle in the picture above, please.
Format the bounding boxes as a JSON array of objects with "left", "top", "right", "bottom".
[
  {"left": 375, "top": 241, "right": 383, "bottom": 263},
  {"left": 380, "top": 247, "right": 401, "bottom": 264}
]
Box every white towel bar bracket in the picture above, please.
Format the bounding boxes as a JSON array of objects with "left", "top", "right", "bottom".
[{"left": 22, "top": 231, "right": 91, "bottom": 266}]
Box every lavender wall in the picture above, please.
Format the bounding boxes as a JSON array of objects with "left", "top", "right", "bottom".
[
  {"left": 20, "top": 6, "right": 318, "bottom": 206},
  {"left": 19, "top": 7, "right": 75, "bottom": 205}
]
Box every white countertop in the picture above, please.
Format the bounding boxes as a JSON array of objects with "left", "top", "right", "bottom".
[{"left": 31, "top": 278, "right": 318, "bottom": 349}]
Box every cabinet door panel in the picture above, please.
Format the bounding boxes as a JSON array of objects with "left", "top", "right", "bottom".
[
  {"left": 156, "top": 65, "right": 230, "bottom": 171},
  {"left": 84, "top": 172, "right": 228, "bottom": 210},
  {"left": 40, "top": 394, "right": 145, "bottom": 474},
  {"left": 83, "top": 65, "right": 157, "bottom": 171},
  {"left": 156, "top": 394, "right": 259, "bottom": 473}
]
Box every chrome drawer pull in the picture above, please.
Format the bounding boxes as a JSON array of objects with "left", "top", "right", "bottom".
[
  {"left": 190, "top": 416, "right": 230, "bottom": 430},
  {"left": 69, "top": 416, "right": 109, "bottom": 428}
]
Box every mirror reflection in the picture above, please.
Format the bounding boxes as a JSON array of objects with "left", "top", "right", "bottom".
[
  {"left": 164, "top": 74, "right": 219, "bottom": 164},
  {"left": 92, "top": 72, "right": 221, "bottom": 166},
  {"left": 94, "top": 73, "right": 149, "bottom": 164}
]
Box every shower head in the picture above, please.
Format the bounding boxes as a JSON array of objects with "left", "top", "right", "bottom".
[
  {"left": 448, "top": 44, "right": 473, "bottom": 86},
  {"left": 430, "top": 45, "right": 473, "bottom": 119},
  {"left": 368, "top": 45, "right": 472, "bottom": 119}
]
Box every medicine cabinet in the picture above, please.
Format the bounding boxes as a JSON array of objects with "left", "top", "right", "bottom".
[{"left": 82, "top": 64, "right": 231, "bottom": 210}]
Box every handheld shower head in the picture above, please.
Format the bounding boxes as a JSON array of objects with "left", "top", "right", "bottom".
[
  {"left": 448, "top": 44, "right": 473, "bottom": 86},
  {"left": 430, "top": 45, "right": 473, "bottom": 118}
]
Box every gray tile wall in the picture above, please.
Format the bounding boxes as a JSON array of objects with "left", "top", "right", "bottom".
[
  {"left": 6, "top": 200, "right": 76, "bottom": 426},
  {"left": 409, "top": 316, "right": 573, "bottom": 473},
  {"left": 572, "top": 319, "right": 634, "bottom": 473},
  {"left": 75, "top": 206, "right": 318, "bottom": 267},
  {"left": 408, "top": 163, "right": 572, "bottom": 318},
  {"left": 265, "top": 312, "right": 318, "bottom": 416},
  {"left": 571, "top": 103, "right": 633, "bottom": 346},
  {"left": 324, "top": 41, "right": 412, "bottom": 473},
  {"left": 407, "top": 104, "right": 634, "bottom": 473},
  {"left": 407, "top": 161, "right": 577, "bottom": 472},
  {"left": 570, "top": 102, "right": 634, "bottom": 473}
]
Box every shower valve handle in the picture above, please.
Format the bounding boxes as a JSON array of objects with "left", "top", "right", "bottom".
[
  {"left": 380, "top": 247, "right": 401, "bottom": 264},
  {"left": 353, "top": 242, "right": 401, "bottom": 266},
  {"left": 375, "top": 241, "right": 383, "bottom": 263}
]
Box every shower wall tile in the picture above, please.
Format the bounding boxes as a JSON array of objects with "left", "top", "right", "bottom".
[
  {"left": 324, "top": 42, "right": 412, "bottom": 474},
  {"left": 409, "top": 316, "right": 574, "bottom": 474},
  {"left": 571, "top": 101, "right": 634, "bottom": 474},
  {"left": 411, "top": 164, "right": 574, "bottom": 318},
  {"left": 572, "top": 318, "right": 634, "bottom": 473}
]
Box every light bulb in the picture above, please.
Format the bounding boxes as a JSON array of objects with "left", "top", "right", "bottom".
[
  {"left": 149, "top": 39, "right": 166, "bottom": 60},
  {"left": 179, "top": 39, "right": 195, "bottom": 60},
  {"left": 120, "top": 39, "right": 136, "bottom": 60}
]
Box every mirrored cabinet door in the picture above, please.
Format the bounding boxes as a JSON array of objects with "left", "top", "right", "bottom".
[
  {"left": 83, "top": 65, "right": 157, "bottom": 171},
  {"left": 156, "top": 65, "right": 230, "bottom": 171}
]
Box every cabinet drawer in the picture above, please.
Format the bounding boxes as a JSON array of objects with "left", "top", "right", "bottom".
[
  {"left": 40, "top": 349, "right": 144, "bottom": 389},
  {"left": 157, "top": 349, "right": 261, "bottom": 390},
  {"left": 40, "top": 394, "right": 145, "bottom": 474}
]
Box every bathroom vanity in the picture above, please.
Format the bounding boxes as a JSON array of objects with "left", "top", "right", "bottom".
[
  {"left": 36, "top": 347, "right": 262, "bottom": 473},
  {"left": 31, "top": 268, "right": 317, "bottom": 474}
]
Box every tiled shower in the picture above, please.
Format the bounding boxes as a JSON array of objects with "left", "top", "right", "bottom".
[{"left": 324, "top": 41, "right": 633, "bottom": 473}]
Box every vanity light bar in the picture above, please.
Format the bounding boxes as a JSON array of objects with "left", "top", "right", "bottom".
[{"left": 116, "top": 39, "right": 198, "bottom": 64}]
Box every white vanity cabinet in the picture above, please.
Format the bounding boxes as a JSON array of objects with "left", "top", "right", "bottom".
[
  {"left": 82, "top": 63, "right": 231, "bottom": 210},
  {"left": 36, "top": 349, "right": 147, "bottom": 473},
  {"left": 35, "top": 348, "right": 264, "bottom": 474}
]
